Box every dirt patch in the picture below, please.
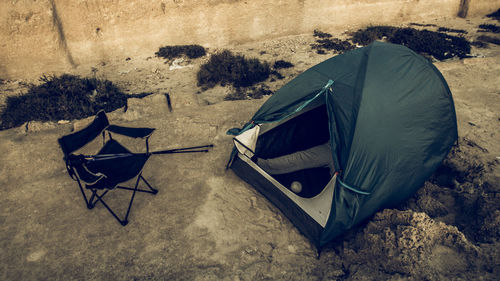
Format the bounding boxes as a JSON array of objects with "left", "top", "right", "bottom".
[
  {"left": 389, "top": 137, "right": 500, "bottom": 247},
  {"left": 417, "top": 139, "right": 500, "bottom": 244}
]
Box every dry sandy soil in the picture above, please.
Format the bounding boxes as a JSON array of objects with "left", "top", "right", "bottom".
[{"left": 1, "top": 16, "right": 499, "bottom": 280}]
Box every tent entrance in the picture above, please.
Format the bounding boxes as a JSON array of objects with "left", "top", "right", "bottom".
[{"left": 255, "top": 104, "right": 331, "bottom": 198}]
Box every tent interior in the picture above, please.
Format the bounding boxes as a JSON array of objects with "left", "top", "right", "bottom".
[{"left": 254, "top": 104, "right": 332, "bottom": 198}]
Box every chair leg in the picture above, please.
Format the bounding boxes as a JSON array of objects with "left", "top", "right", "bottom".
[
  {"left": 88, "top": 191, "right": 96, "bottom": 209},
  {"left": 115, "top": 175, "right": 157, "bottom": 194},
  {"left": 75, "top": 178, "right": 95, "bottom": 209},
  {"left": 140, "top": 175, "right": 158, "bottom": 194},
  {"left": 92, "top": 190, "right": 129, "bottom": 225},
  {"left": 89, "top": 190, "right": 109, "bottom": 209},
  {"left": 88, "top": 173, "right": 157, "bottom": 226},
  {"left": 122, "top": 173, "right": 142, "bottom": 225}
]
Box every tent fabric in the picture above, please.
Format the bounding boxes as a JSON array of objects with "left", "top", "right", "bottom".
[{"left": 228, "top": 41, "right": 458, "bottom": 247}]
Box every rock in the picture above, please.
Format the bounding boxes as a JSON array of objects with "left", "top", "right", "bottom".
[
  {"left": 121, "top": 93, "right": 169, "bottom": 121},
  {"left": 20, "top": 121, "right": 57, "bottom": 133},
  {"left": 169, "top": 58, "right": 194, "bottom": 70}
]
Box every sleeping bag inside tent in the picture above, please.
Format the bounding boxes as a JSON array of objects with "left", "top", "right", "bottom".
[{"left": 227, "top": 41, "right": 458, "bottom": 248}]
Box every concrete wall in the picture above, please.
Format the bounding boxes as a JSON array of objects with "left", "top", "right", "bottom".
[{"left": 1, "top": 0, "right": 499, "bottom": 79}]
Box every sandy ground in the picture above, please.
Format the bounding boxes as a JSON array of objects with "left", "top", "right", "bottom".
[{"left": 1, "top": 16, "right": 499, "bottom": 280}]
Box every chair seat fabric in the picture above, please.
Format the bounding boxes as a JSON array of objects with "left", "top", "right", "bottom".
[{"left": 85, "top": 139, "right": 150, "bottom": 189}]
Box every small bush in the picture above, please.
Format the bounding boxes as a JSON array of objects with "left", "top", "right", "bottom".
[
  {"left": 313, "top": 30, "right": 332, "bottom": 39},
  {"left": 224, "top": 88, "right": 247, "bottom": 101},
  {"left": 409, "top": 23, "right": 437, "bottom": 27},
  {"left": 197, "top": 50, "right": 270, "bottom": 89},
  {"left": 224, "top": 84, "right": 273, "bottom": 101},
  {"left": 486, "top": 8, "right": 500, "bottom": 22},
  {"left": 248, "top": 85, "right": 273, "bottom": 99},
  {"left": 270, "top": 70, "right": 284, "bottom": 80},
  {"left": 155, "top": 45, "right": 206, "bottom": 60},
  {"left": 273, "top": 60, "right": 294, "bottom": 69},
  {"left": 351, "top": 25, "right": 398, "bottom": 45},
  {"left": 477, "top": 35, "right": 500, "bottom": 46},
  {"left": 312, "top": 38, "right": 356, "bottom": 54},
  {"left": 437, "top": 27, "right": 467, "bottom": 34},
  {"left": 471, "top": 40, "right": 489, "bottom": 48},
  {"left": 312, "top": 30, "right": 355, "bottom": 54},
  {"left": 0, "top": 74, "right": 128, "bottom": 130},
  {"left": 478, "top": 24, "right": 500, "bottom": 33},
  {"left": 351, "top": 26, "right": 471, "bottom": 60}
]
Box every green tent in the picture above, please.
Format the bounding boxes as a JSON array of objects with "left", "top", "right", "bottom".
[{"left": 227, "top": 41, "right": 458, "bottom": 249}]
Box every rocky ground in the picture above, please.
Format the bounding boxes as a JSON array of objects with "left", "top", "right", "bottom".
[{"left": 1, "top": 15, "right": 499, "bottom": 280}]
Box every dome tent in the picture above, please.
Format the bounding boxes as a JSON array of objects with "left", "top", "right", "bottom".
[{"left": 227, "top": 41, "right": 458, "bottom": 249}]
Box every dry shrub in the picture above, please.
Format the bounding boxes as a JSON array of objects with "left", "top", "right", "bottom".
[
  {"left": 437, "top": 27, "right": 467, "bottom": 34},
  {"left": 224, "top": 84, "right": 273, "bottom": 101},
  {"left": 273, "top": 60, "right": 294, "bottom": 69},
  {"left": 313, "top": 30, "right": 333, "bottom": 39},
  {"left": 312, "top": 30, "right": 355, "bottom": 54},
  {"left": 0, "top": 74, "right": 127, "bottom": 130},
  {"left": 486, "top": 8, "right": 500, "bottom": 22},
  {"left": 477, "top": 35, "right": 500, "bottom": 46},
  {"left": 197, "top": 50, "right": 270, "bottom": 89},
  {"left": 471, "top": 40, "right": 489, "bottom": 48},
  {"left": 478, "top": 24, "right": 500, "bottom": 33},
  {"left": 155, "top": 45, "right": 206, "bottom": 60},
  {"left": 351, "top": 26, "right": 471, "bottom": 60}
]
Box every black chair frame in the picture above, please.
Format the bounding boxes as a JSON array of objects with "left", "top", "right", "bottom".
[
  {"left": 72, "top": 154, "right": 158, "bottom": 226},
  {"left": 59, "top": 111, "right": 213, "bottom": 226},
  {"left": 59, "top": 110, "right": 159, "bottom": 226}
]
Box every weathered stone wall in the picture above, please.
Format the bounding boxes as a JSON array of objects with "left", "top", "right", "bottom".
[{"left": 1, "top": 0, "right": 499, "bottom": 79}]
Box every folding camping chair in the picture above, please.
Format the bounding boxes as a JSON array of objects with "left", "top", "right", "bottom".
[
  {"left": 58, "top": 110, "right": 159, "bottom": 225},
  {"left": 58, "top": 110, "right": 213, "bottom": 226}
]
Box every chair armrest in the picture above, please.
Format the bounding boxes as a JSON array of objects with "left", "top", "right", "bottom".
[
  {"left": 106, "top": 125, "right": 155, "bottom": 138},
  {"left": 66, "top": 155, "right": 105, "bottom": 184}
]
